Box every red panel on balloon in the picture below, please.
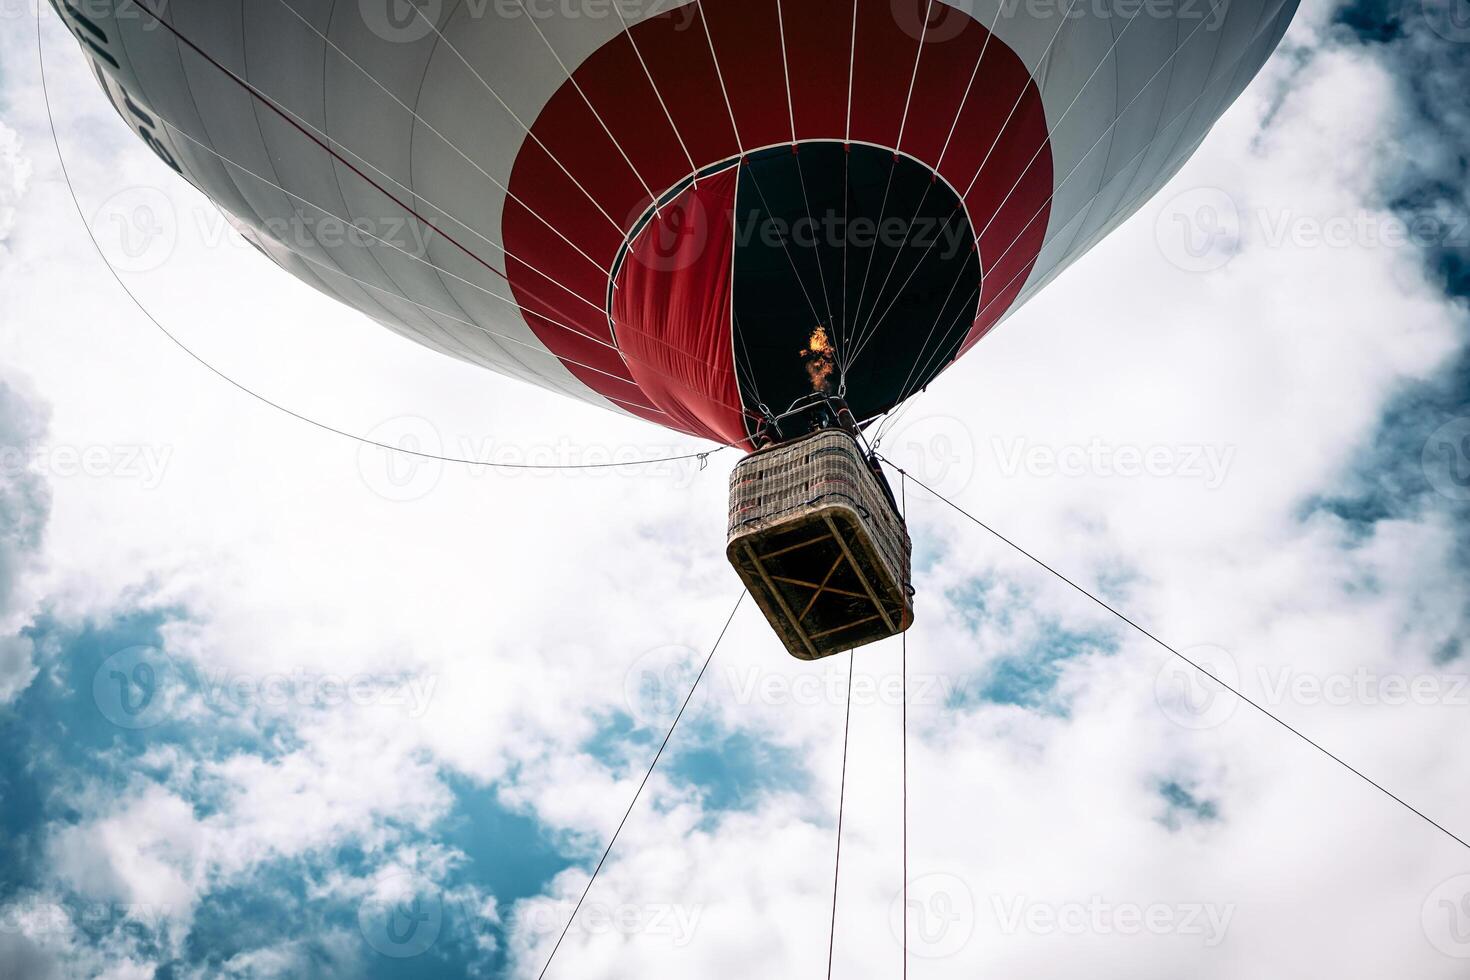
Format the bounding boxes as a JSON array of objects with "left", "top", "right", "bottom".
[
  {"left": 611, "top": 167, "right": 751, "bottom": 448},
  {"left": 504, "top": 0, "right": 1054, "bottom": 444}
]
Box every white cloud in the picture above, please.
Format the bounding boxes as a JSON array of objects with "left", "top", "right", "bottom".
[
  {"left": 0, "top": 633, "right": 36, "bottom": 703},
  {"left": 0, "top": 117, "right": 31, "bottom": 261},
  {"left": 0, "top": 371, "right": 51, "bottom": 704},
  {"left": 0, "top": 932, "right": 61, "bottom": 980},
  {"left": 2, "top": 0, "right": 1469, "bottom": 977}
]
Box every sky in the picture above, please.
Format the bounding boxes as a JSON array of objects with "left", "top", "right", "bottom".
[{"left": 2, "top": 0, "right": 1470, "bottom": 977}]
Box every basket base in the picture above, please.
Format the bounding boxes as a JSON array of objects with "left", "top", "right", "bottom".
[{"left": 728, "top": 503, "right": 914, "bottom": 660}]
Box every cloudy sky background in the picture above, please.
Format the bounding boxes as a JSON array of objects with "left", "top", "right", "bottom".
[{"left": 2, "top": 0, "right": 1470, "bottom": 976}]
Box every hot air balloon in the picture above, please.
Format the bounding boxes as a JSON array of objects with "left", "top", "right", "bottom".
[{"left": 51, "top": 0, "right": 1297, "bottom": 655}]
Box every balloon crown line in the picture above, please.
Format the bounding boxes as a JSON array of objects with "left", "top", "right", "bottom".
[{"left": 36, "top": 16, "right": 727, "bottom": 478}]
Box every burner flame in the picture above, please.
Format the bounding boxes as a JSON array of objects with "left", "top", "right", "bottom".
[{"left": 801, "top": 326, "right": 836, "bottom": 393}]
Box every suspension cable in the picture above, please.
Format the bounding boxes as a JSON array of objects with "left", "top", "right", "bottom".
[
  {"left": 126, "top": 2, "right": 616, "bottom": 324},
  {"left": 839, "top": 146, "right": 853, "bottom": 390},
  {"left": 395, "top": 0, "right": 625, "bottom": 234},
  {"left": 537, "top": 592, "right": 746, "bottom": 980},
  {"left": 267, "top": 0, "right": 614, "bottom": 273},
  {"left": 130, "top": 106, "right": 755, "bottom": 422},
  {"left": 883, "top": 463, "right": 1470, "bottom": 853},
  {"left": 839, "top": 0, "right": 857, "bottom": 385},
  {"left": 826, "top": 649, "right": 857, "bottom": 980},
  {"left": 846, "top": 0, "right": 1247, "bottom": 378},
  {"left": 842, "top": 154, "right": 897, "bottom": 376},
  {"left": 870, "top": 283, "right": 981, "bottom": 449},
  {"left": 842, "top": 0, "right": 1089, "bottom": 369},
  {"left": 36, "top": 18, "right": 730, "bottom": 474},
  {"left": 694, "top": 0, "right": 746, "bottom": 153},
  {"left": 510, "top": 0, "right": 663, "bottom": 214},
  {"left": 872, "top": 7, "right": 1288, "bottom": 445},
  {"left": 834, "top": 0, "right": 937, "bottom": 366},
  {"left": 610, "top": 0, "right": 699, "bottom": 181},
  {"left": 794, "top": 147, "right": 839, "bottom": 340},
  {"left": 742, "top": 160, "right": 826, "bottom": 330},
  {"left": 900, "top": 473, "right": 909, "bottom": 980}
]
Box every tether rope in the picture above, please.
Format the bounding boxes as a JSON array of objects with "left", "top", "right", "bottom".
[
  {"left": 900, "top": 472, "right": 910, "bottom": 979},
  {"left": 536, "top": 592, "right": 746, "bottom": 979},
  {"left": 826, "top": 649, "right": 856, "bottom": 980},
  {"left": 884, "top": 463, "right": 1470, "bottom": 853},
  {"left": 47, "top": 0, "right": 781, "bottom": 424},
  {"left": 134, "top": 104, "right": 757, "bottom": 422},
  {"left": 37, "top": 13, "right": 734, "bottom": 471}
]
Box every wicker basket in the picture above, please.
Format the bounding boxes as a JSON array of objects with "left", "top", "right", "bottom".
[{"left": 726, "top": 429, "right": 914, "bottom": 660}]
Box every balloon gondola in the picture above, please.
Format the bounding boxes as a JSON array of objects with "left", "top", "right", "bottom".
[
  {"left": 49, "top": 0, "right": 1297, "bottom": 654},
  {"left": 728, "top": 391, "right": 913, "bottom": 660}
]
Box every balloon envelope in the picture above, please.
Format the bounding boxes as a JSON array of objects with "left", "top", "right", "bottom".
[{"left": 54, "top": 0, "right": 1297, "bottom": 446}]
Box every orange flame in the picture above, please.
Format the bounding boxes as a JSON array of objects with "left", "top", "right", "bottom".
[{"left": 800, "top": 325, "right": 836, "bottom": 393}]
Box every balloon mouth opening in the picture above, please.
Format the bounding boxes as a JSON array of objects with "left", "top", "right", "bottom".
[{"left": 609, "top": 140, "right": 983, "bottom": 441}]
